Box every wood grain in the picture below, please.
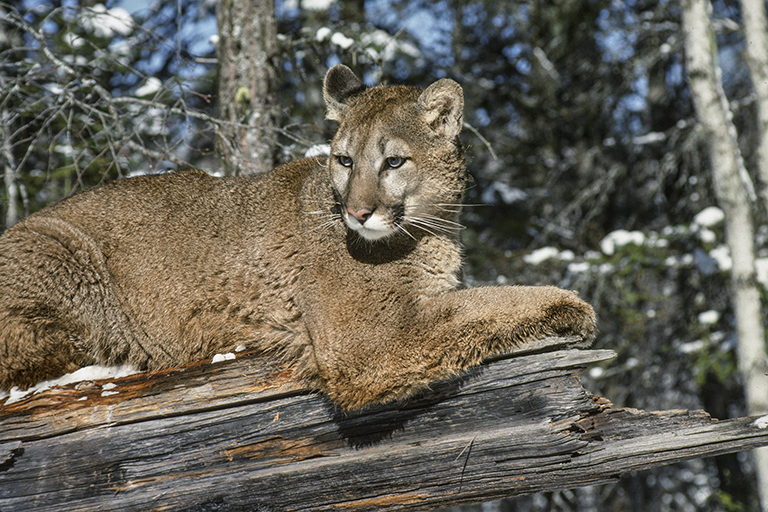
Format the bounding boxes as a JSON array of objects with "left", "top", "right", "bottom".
[{"left": 2, "top": 337, "right": 768, "bottom": 511}]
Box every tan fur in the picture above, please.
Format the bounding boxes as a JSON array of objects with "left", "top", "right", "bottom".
[{"left": 0, "top": 66, "right": 596, "bottom": 409}]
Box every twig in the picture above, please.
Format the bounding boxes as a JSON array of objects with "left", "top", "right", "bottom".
[{"left": 463, "top": 122, "right": 498, "bottom": 161}]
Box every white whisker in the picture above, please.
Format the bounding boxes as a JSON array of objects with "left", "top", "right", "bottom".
[
  {"left": 302, "top": 213, "right": 342, "bottom": 235},
  {"left": 396, "top": 224, "right": 418, "bottom": 241},
  {"left": 418, "top": 214, "right": 465, "bottom": 229},
  {"left": 404, "top": 203, "right": 464, "bottom": 215},
  {"left": 408, "top": 214, "right": 463, "bottom": 228},
  {"left": 404, "top": 216, "right": 459, "bottom": 237},
  {"left": 408, "top": 223, "right": 443, "bottom": 238}
]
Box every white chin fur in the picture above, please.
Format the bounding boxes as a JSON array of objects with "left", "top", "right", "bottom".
[
  {"left": 345, "top": 215, "right": 395, "bottom": 240},
  {"left": 355, "top": 227, "right": 395, "bottom": 241}
]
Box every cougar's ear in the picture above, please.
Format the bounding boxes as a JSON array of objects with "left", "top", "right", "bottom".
[
  {"left": 323, "top": 65, "right": 366, "bottom": 122},
  {"left": 418, "top": 78, "right": 464, "bottom": 139}
]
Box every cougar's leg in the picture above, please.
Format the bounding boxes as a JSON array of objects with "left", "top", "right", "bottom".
[{"left": 314, "top": 285, "right": 596, "bottom": 409}]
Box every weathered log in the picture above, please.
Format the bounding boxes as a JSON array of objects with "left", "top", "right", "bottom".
[{"left": 1, "top": 337, "right": 768, "bottom": 511}]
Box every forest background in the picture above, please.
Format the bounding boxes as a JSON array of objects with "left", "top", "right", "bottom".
[{"left": 2, "top": 0, "right": 768, "bottom": 510}]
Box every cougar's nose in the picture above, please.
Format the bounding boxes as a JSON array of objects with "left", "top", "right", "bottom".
[{"left": 347, "top": 207, "right": 373, "bottom": 224}]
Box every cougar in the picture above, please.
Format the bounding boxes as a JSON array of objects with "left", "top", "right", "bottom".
[{"left": 0, "top": 65, "right": 596, "bottom": 409}]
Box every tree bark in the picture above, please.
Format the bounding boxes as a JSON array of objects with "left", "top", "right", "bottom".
[
  {"left": 215, "top": 0, "right": 278, "bottom": 175},
  {"left": 2, "top": 110, "right": 18, "bottom": 229},
  {"left": 741, "top": 0, "right": 768, "bottom": 209},
  {"left": 0, "top": 22, "right": 19, "bottom": 229},
  {"left": 682, "top": 0, "right": 768, "bottom": 508},
  {"left": 3, "top": 339, "right": 768, "bottom": 511}
]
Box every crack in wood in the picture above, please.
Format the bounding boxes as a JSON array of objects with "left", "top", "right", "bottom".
[{"left": 2, "top": 340, "right": 768, "bottom": 511}]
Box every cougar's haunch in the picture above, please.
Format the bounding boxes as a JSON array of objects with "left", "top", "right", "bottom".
[{"left": 0, "top": 65, "right": 596, "bottom": 408}]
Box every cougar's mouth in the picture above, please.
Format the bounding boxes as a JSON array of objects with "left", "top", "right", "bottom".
[
  {"left": 339, "top": 202, "right": 406, "bottom": 241},
  {"left": 343, "top": 208, "right": 395, "bottom": 240}
]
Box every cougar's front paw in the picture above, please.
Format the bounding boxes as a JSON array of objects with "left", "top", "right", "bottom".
[{"left": 547, "top": 290, "right": 597, "bottom": 344}]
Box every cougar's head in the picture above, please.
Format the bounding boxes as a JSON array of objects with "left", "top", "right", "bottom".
[{"left": 323, "top": 65, "right": 467, "bottom": 242}]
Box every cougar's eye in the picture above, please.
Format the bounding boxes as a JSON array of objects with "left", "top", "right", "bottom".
[
  {"left": 337, "top": 155, "right": 353, "bottom": 167},
  {"left": 385, "top": 156, "right": 406, "bottom": 169}
]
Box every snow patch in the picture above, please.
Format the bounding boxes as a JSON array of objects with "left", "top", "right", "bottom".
[
  {"left": 63, "top": 32, "right": 85, "bottom": 48},
  {"left": 316, "top": 27, "right": 331, "bottom": 42},
  {"left": 1, "top": 364, "right": 139, "bottom": 405},
  {"left": 755, "top": 258, "right": 768, "bottom": 288},
  {"left": 678, "top": 339, "right": 705, "bottom": 355},
  {"left": 693, "top": 206, "right": 725, "bottom": 228},
  {"left": 753, "top": 415, "right": 768, "bottom": 429},
  {"left": 212, "top": 353, "right": 236, "bottom": 363},
  {"left": 303, "top": 0, "right": 335, "bottom": 10},
  {"left": 522, "top": 247, "right": 576, "bottom": 265},
  {"left": 600, "top": 230, "right": 645, "bottom": 256},
  {"left": 110, "top": 40, "right": 133, "bottom": 66},
  {"left": 698, "top": 310, "right": 720, "bottom": 326},
  {"left": 709, "top": 245, "right": 732, "bottom": 271},
  {"left": 82, "top": 5, "right": 133, "bottom": 39},
  {"left": 45, "top": 83, "right": 64, "bottom": 95},
  {"left": 136, "top": 77, "right": 162, "bottom": 97},
  {"left": 330, "top": 32, "right": 354, "bottom": 49},
  {"left": 54, "top": 144, "right": 75, "bottom": 157},
  {"left": 567, "top": 261, "right": 591, "bottom": 274},
  {"left": 597, "top": 262, "right": 614, "bottom": 274},
  {"left": 632, "top": 132, "right": 666, "bottom": 145},
  {"left": 697, "top": 228, "right": 716, "bottom": 244},
  {"left": 523, "top": 247, "right": 558, "bottom": 264},
  {"left": 361, "top": 30, "right": 421, "bottom": 61}
]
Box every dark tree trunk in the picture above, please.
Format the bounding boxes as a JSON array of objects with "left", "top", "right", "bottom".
[{"left": 215, "top": 0, "right": 278, "bottom": 175}]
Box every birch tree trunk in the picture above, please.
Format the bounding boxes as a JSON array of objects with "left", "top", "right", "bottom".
[
  {"left": 1, "top": 109, "right": 18, "bottom": 229},
  {"left": 215, "top": 0, "right": 278, "bottom": 175},
  {"left": 0, "top": 23, "right": 18, "bottom": 229},
  {"left": 683, "top": 0, "right": 768, "bottom": 508},
  {"left": 741, "top": 0, "right": 768, "bottom": 209}
]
